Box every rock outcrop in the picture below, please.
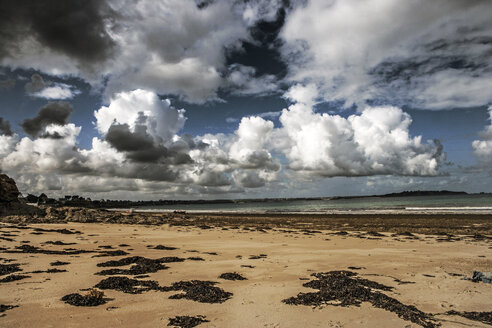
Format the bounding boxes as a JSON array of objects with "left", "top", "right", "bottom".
[
  {"left": 0, "top": 174, "right": 43, "bottom": 216},
  {"left": 0, "top": 174, "right": 20, "bottom": 202}
]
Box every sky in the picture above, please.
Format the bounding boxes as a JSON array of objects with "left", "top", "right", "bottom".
[{"left": 0, "top": 0, "right": 491, "bottom": 200}]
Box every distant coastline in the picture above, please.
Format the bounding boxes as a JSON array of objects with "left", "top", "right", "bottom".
[{"left": 21, "top": 189, "right": 489, "bottom": 209}]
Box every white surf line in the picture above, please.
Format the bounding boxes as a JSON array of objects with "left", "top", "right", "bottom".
[{"left": 406, "top": 207, "right": 492, "bottom": 211}]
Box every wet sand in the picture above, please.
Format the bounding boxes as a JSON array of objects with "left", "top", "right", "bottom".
[{"left": 1, "top": 213, "right": 491, "bottom": 327}]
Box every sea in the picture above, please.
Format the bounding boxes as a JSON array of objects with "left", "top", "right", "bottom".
[{"left": 133, "top": 194, "right": 492, "bottom": 214}]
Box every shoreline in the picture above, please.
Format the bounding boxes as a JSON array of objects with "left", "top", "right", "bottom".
[
  {"left": 107, "top": 207, "right": 492, "bottom": 215},
  {"left": 1, "top": 206, "right": 492, "bottom": 235}
]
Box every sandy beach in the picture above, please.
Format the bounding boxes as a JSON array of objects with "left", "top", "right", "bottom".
[{"left": 1, "top": 211, "right": 491, "bottom": 328}]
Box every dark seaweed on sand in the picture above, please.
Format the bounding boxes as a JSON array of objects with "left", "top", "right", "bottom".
[
  {"left": 29, "top": 268, "right": 67, "bottom": 274},
  {"left": 43, "top": 240, "right": 76, "bottom": 246},
  {"left": 95, "top": 263, "right": 169, "bottom": 276},
  {"left": 97, "top": 256, "right": 184, "bottom": 267},
  {"left": 0, "top": 274, "right": 30, "bottom": 283},
  {"left": 165, "top": 280, "right": 232, "bottom": 304},
  {"left": 94, "top": 276, "right": 161, "bottom": 294},
  {"left": 95, "top": 276, "right": 232, "bottom": 302},
  {"left": 0, "top": 304, "right": 18, "bottom": 313},
  {"left": 168, "top": 315, "right": 209, "bottom": 328},
  {"left": 92, "top": 250, "right": 129, "bottom": 257},
  {"left": 153, "top": 245, "right": 178, "bottom": 250},
  {"left": 95, "top": 256, "right": 185, "bottom": 275},
  {"left": 187, "top": 257, "right": 205, "bottom": 261},
  {"left": 446, "top": 310, "right": 492, "bottom": 325},
  {"left": 283, "top": 270, "right": 438, "bottom": 328},
  {"left": 50, "top": 261, "right": 70, "bottom": 266},
  {"left": 0, "top": 263, "right": 22, "bottom": 276},
  {"left": 3, "top": 245, "right": 92, "bottom": 255},
  {"left": 98, "top": 245, "right": 114, "bottom": 249},
  {"left": 61, "top": 293, "right": 106, "bottom": 306},
  {"left": 218, "top": 272, "right": 246, "bottom": 281},
  {"left": 33, "top": 227, "right": 81, "bottom": 234}
]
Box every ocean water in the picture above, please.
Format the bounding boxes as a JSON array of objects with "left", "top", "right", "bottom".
[{"left": 135, "top": 194, "right": 492, "bottom": 213}]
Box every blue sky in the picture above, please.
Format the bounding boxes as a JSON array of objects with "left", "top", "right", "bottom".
[{"left": 0, "top": 0, "right": 491, "bottom": 200}]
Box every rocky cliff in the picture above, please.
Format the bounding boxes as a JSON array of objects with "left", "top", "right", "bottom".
[{"left": 0, "top": 174, "right": 43, "bottom": 216}]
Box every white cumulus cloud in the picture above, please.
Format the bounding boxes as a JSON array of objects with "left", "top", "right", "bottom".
[
  {"left": 273, "top": 85, "right": 444, "bottom": 177},
  {"left": 472, "top": 106, "right": 492, "bottom": 165}
]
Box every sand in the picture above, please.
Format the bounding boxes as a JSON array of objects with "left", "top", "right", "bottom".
[{"left": 1, "top": 217, "right": 491, "bottom": 328}]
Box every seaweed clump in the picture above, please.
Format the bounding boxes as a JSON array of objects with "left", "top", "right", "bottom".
[
  {"left": 94, "top": 276, "right": 161, "bottom": 294},
  {"left": 43, "top": 241, "right": 76, "bottom": 246},
  {"left": 165, "top": 280, "right": 232, "bottom": 304},
  {"left": 61, "top": 289, "right": 107, "bottom": 306},
  {"left": 95, "top": 256, "right": 184, "bottom": 275},
  {"left": 153, "top": 245, "right": 178, "bottom": 250},
  {"left": 218, "top": 272, "right": 246, "bottom": 281},
  {"left": 0, "top": 263, "right": 22, "bottom": 276},
  {"left": 0, "top": 304, "right": 18, "bottom": 313},
  {"left": 187, "top": 257, "right": 205, "bottom": 261},
  {"left": 168, "top": 315, "right": 209, "bottom": 328},
  {"left": 92, "top": 250, "right": 129, "bottom": 257},
  {"left": 283, "top": 270, "right": 438, "bottom": 328},
  {"left": 446, "top": 310, "right": 492, "bottom": 325},
  {"left": 0, "top": 274, "right": 30, "bottom": 283},
  {"left": 3, "top": 245, "right": 91, "bottom": 255}
]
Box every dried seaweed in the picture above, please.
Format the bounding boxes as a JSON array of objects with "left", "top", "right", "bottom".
[
  {"left": 0, "top": 263, "right": 22, "bottom": 276},
  {"left": 165, "top": 280, "right": 232, "bottom": 303},
  {"left": 218, "top": 272, "right": 246, "bottom": 281},
  {"left": 94, "top": 276, "right": 161, "bottom": 294},
  {"left": 61, "top": 290, "right": 107, "bottom": 307},
  {"left": 0, "top": 304, "right": 18, "bottom": 313},
  {"left": 3, "top": 245, "right": 92, "bottom": 255},
  {"left": 92, "top": 250, "right": 129, "bottom": 257},
  {"left": 283, "top": 271, "right": 437, "bottom": 328},
  {"left": 153, "top": 245, "right": 178, "bottom": 250},
  {"left": 446, "top": 310, "right": 492, "bottom": 325},
  {"left": 0, "top": 274, "right": 30, "bottom": 283},
  {"left": 95, "top": 256, "right": 185, "bottom": 275},
  {"left": 168, "top": 315, "right": 209, "bottom": 328}
]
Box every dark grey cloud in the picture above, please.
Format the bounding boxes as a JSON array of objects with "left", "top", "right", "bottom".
[
  {"left": 105, "top": 122, "right": 193, "bottom": 164},
  {"left": 195, "top": 0, "right": 214, "bottom": 10},
  {"left": 195, "top": 170, "right": 231, "bottom": 187},
  {"left": 234, "top": 171, "right": 266, "bottom": 188},
  {"left": 106, "top": 123, "right": 155, "bottom": 152},
  {"left": 25, "top": 74, "right": 46, "bottom": 93},
  {"left": 21, "top": 101, "right": 73, "bottom": 137},
  {"left": 39, "top": 131, "right": 64, "bottom": 139},
  {"left": 180, "top": 133, "right": 208, "bottom": 150},
  {"left": 235, "top": 150, "right": 280, "bottom": 171},
  {"left": 0, "top": 117, "right": 13, "bottom": 136},
  {"left": 0, "top": 0, "right": 115, "bottom": 66}
]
